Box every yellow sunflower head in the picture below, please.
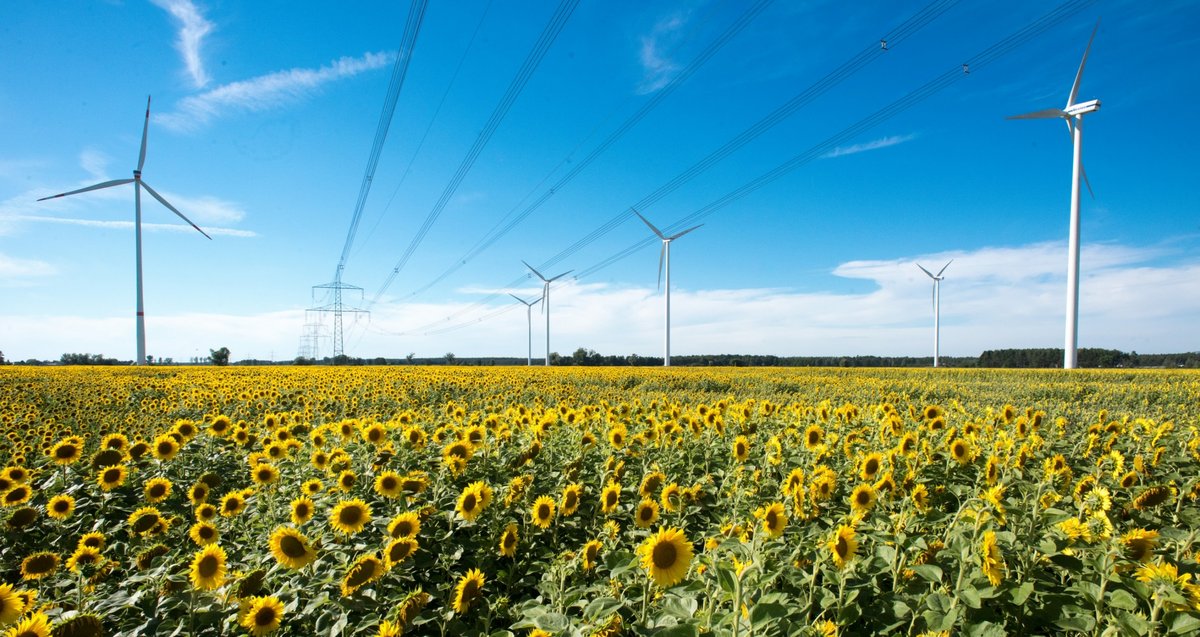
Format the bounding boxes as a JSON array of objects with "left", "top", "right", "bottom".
[
  {"left": 269, "top": 527, "right": 316, "bottom": 570},
  {"left": 634, "top": 498, "right": 660, "bottom": 529},
  {"left": 189, "top": 544, "right": 228, "bottom": 591},
  {"left": 498, "top": 523, "right": 519, "bottom": 558},
  {"left": 240, "top": 595, "right": 284, "bottom": 636},
  {"left": 531, "top": 496, "right": 556, "bottom": 529},
  {"left": 638, "top": 527, "right": 693, "bottom": 588},
  {"left": 330, "top": 499, "right": 372, "bottom": 535},
  {"left": 828, "top": 525, "right": 858, "bottom": 570},
  {"left": 385, "top": 538, "right": 419, "bottom": 568},
  {"left": 452, "top": 568, "right": 486, "bottom": 614},
  {"left": 388, "top": 512, "right": 421, "bottom": 539}
]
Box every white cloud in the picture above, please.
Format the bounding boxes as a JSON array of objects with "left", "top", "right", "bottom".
[
  {"left": 637, "top": 13, "right": 687, "bottom": 95},
  {"left": 821, "top": 134, "right": 917, "bottom": 159},
  {"left": 3, "top": 241, "right": 1197, "bottom": 361},
  {"left": 6, "top": 214, "right": 255, "bottom": 238},
  {"left": 0, "top": 252, "right": 55, "bottom": 284},
  {"left": 156, "top": 52, "right": 392, "bottom": 131},
  {"left": 151, "top": 0, "right": 215, "bottom": 89},
  {"left": 79, "top": 148, "right": 112, "bottom": 180}
]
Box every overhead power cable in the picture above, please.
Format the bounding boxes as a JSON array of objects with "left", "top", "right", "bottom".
[
  {"left": 378, "top": 0, "right": 960, "bottom": 335},
  {"left": 371, "top": 0, "right": 582, "bottom": 304},
  {"left": 395, "top": 0, "right": 1097, "bottom": 338},
  {"left": 404, "top": 0, "right": 778, "bottom": 299},
  {"left": 334, "top": 0, "right": 428, "bottom": 281}
]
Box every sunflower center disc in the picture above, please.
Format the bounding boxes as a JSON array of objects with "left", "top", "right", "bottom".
[{"left": 652, "top": 541, "right": 677, "bottom": 570}]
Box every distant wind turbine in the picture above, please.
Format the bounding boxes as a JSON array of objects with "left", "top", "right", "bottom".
[
  {"left": 916, "top": 260, "right": 952, "bottom": 368},
  {"left": 633, "top": 210, "right": 701, "bottom": 367},
  {"left": 1008, "top": 20, "right": 1101, "bottom": 370},
  {"left": 509, "top": 293, "right": 542, "bottom": 366},
  {"left": 521, "top": 261, "right": 571, "bottom": 367},
  {"left": 38, "top": 96, "right": 211, "bottom": 366}
]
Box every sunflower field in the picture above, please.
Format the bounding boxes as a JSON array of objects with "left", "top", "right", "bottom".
[{"left": 2, "top": 365, "right": 1200, "bottom": 637}]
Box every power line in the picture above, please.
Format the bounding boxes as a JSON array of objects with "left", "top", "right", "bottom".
[
  {"left": 395, "top": 0, "right": 1097, "bottom": 337},
  {"left": 372, "top": 0, "right": 582, "bottom": 304},
  {"left": 378, "top": 0, "right": 961, "bottom": 335}
]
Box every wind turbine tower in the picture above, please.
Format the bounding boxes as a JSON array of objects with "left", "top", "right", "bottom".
[
  {"left": 37, "top": 96, "right": 211, "bottom": 365},
  {"left": 509, "top": 293, "right": 543, "bottom": 366},
  {"left": 1009, "top": 20, "right": 1101, "bottom": 369},
  {"left": 633, "top": 210, "right": 701, "bottom": 367},
  {"left": 522, "top": 261, "right": 572, "bottom": 367},
  {"left": 916, "top": 261, "right": 952, "bottom": 368}
]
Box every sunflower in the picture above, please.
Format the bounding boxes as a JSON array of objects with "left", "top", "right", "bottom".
[
  {"left": 531, "top": 496, "right": 556, "bottom": 529},
  {"left": 984, "top": 455, "right": 1002, "bottom": 486},
  {"left": 634, "top": 498, "right": 660, "bottom": 529},
  {"left": 0, "top": 582, "right": 27, "bottom": 625},
  {"left": 757, "top": 502, "right": 787, "bottom": 538},
  {"left": 330, "top": 499, "right": 372, "bottom": 535},
  {"left": 401, "top": 472, "right": 429, "bottom": 495},
  {"left": 601, "top": 481, "right": 621, "bottom": 514},
  {"left": 804, "top": 425, "right": 825, "bottom": 451},
  {"left": 151, "top": 434, "right": 180, "bottom": 461},
  {"left": 189, "top": 521, "right": 219, "bottom": 546},
  {"left": 498, "top": 523, "right": 518, "bottom": 558},
  {"left": 7, "top": 506, "right": 37, "bottom": 530},
  {"left": 1119, "top": 471, "right": 1139, "bottom": 489},
  {"left": 979, "top": 531, "right": 1005, "bottom": 586},
  {"left": 1, "top": 466, "right": 30, "bottom": 485},
  {"left": 96, "top": 465, "right": 127, "bottom": 492},
  {"left": 190, "top": 544, "right": 228, "bottom": 590},
  {"left": 850, "top": 483, "right": 876, "bottom": 514},
  {"left": 639, "top": 471, "right": 666, "bottom": 497},
  {"left": 290, "top": 496, "right": 315, "bottom": 526},
  {"left": 582, "top": 539, "right": 603, "bottom": 571},
  {"left": 49, "top": 439, "right": 83, "bottom": 465},
  {"left": 638, "top": 527, "right": 693, "bottom": 587},
  {"left": 452, "top": 569, "right": 486, "bottom": 614},
  {"left": 371, "top": 472, "right": 402, "bottom": 499},
  {"left": 219, "top": 492, "right": 247, "bottom": 517},
  {"left": 240, "top": 595, "right": 284, "bottom": 636},
  {"left": 342, "top": 555, "right": 385, "bottom": 596},
  {"left": 127, "top": 506, "right": 163, "bottom": 536},
  {"left": 196, "top": 503, "right": 218, "bottom": 522},
  {"left": 143, "top": 477, "right": 173, "bottom": 503},
  {"left": 66, "top": 545, "right": 104, "bottom": 574},
  {"left": 561, "top": 484, "right": 583, "bottom": 516},
  {"left": 46, "top": 494, "right": 75, "bottom": 521},
  {"left": 188, "top": 482, "right": 210, "bottom": 505},
  {"left": 387, "top": 512, "right": 421, "bottom": 539},
  {"left": 732, "top": 436, "right": 750, "bottom": 463},
  {"left": 391, "top": 589, "right": 431, "bottom": 632},
  {"left": 949, "top": 439, "right": 973, "bottom": 465},
  {"left": 456, "top": 482, "right": 491, "bottom": 522},
  {"left": 859, "top": 452, "right": 883, "bottom": 481},
  {"left": 301, "top": 479, "right": 323, "bottom": 496},
  {"left": 336, "top": 470, "right": 357, "bottom": 492},
  {"left": 1133, "top": 486, "right": 1173, "bottom": 510},
  {"left": 251, "top": 463, "right": 279, "bottom": 486},
  {"left": 911, "top": 484, "right": 931, "bottom": 513},
  {"left": 1121, "top": 529, "right": 1159, "bottom": 563},
  {"left": 78, "top": 532, "right": 105, "bottom": 551},
  {"left": 4, "top": 611, "right": 50, "bottom": 637},
  {"left": 269, "top": 527, "right": 316, "bottom": 570},
  {"left": 828, "top": 525, "right": 858, "bottom": 570},
  {"left": 385, "top": 538, "right": 419, "bottom": 568}
]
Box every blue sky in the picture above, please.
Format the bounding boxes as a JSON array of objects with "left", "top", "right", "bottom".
[{"left": 2, "top": 0, "right": 1198, "bottom": 362}]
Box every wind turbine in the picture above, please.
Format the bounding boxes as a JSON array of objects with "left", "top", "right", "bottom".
[
  {"left": 633, "top": 210, "right": 701, "bottom": 367},
  {"left": 1008, "top": 21, "right": 1101, "bottom": 370},
  {"left": 509, "top": 293, "right": 542, "bottom": 366},
  {"left": 521, "top": 261, "right": 571, "bottom": 367},
  {"left": 916, "top": 260, "right": 952, "bottom": 368},
  {"left": 38, "top": 96, "right": 211, "bottom": 366}
]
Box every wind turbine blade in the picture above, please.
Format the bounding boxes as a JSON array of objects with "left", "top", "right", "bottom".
[
  {"left": 138, "top": 96, "right": 151, "bottom": 173},
  {"left": 915, "top": 263, "right": 935, "bottom": 279},
  {"left": 540, "top": 283, "right": 548, "bottom": 314},
  {"left": 1007, "top": 108, "right": 1067, "bottom": 120},
  {"left": 1081, "top": 163, "right": 1095, "bottom": 199},
  {"left": 667, "top": 224, "right": 703, "bottom": 241},
  {"left": 935, "top": 259, "right": 953, "bottom": 278},
  {"left": 509, "top": 293, "right": 526, "bottom": 305},
  {"left": 140, "top": 180, "right": 212, "bottom": 239},
  {"left": 37, "top": 178, "right": 135, "bottom": 201},
  {"left": 931, "top": 282, "right": 936, "bottom": 314},
  {"left": 633, "top": 209, "right": 666, "bottom": 239},
  {"left": 521, "top": 259, "right": 547, "bottom": 282},
  {"left": 657, "top": 243, "right": 665, "bottom": 291},
  {"left": 1067, "top": 20, "right": 1100, "bottom": 108},
  {"left": 547, "top": 270, "right": 573, "bottom": 283}
]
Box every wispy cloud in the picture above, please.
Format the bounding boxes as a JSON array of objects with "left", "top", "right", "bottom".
[
  {"left": 637, "top": 13, "right": 688, "bottom": 95},
  {"left": 7, "top": 214, "right": 255, "bottom": 237},
  {"left": 157, "top": 52, "right": 392, "bottom": 131},
  {"left": 151, "top": 0, "right": 215, "bottom": 89},
  {"left": 78, "top": 148, "right": 112, "bottom": 180},
  {"left": 822, "top": 133, "right": 917, "bottom": 159},
  {"left": 0, "top": 252, "right": 55, "bottom": 283}
]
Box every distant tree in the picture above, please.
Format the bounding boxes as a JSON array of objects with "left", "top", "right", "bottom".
[
  {"left": 373, "top": 357, "right": 388, "bottom": 366},
  {"left": 209, "top": 347, "right": 231, "bottom": 366},
  {"left": 332, "top": 354, "right": 350, "bottom": 366},
  {"left": 294, "top": 356, "right": 315, "bottom": 366},
  {"left": 406, "top": 353, "right": 416, "bottom": 364},
  {"left": 444, "top": 352, "right": 456, "bottom": 365},
  {"left": 549, "top": 352, "right": 563, "bottom": 366},
  {"left": 146, "top": 355, "right": 155, "bottom": 365},
  {"left": 0, "top": 350, "right": 5, "bottom": 364}
]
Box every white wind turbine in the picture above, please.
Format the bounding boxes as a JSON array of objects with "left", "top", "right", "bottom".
[
  {"left": 1008, "top": 21, "right": 1101, "bottom": 370},
  {"left": 509, "top": 293, "right": 543, "bottom": 366},
  {"left": 916, "top": 260, "right": 952, "bottom": 368},
  {"left": 633, "top": 210, "right": 701, "bottom": 367},
  {"left": 38, "top": 96, "right": 211, "bottom": 366},
  {"left": 521, "top": 261, "right": 572, "bottom": 367}
]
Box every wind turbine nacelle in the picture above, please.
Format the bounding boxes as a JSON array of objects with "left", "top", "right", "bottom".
[{"left": 1065, "top": 99, "right": 1100, "bottom": 116}]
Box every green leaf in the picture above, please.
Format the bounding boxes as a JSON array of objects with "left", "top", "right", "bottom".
[
  {"left": 583, "top": 597, "right": 622, "bottom": 620},
  {"left": 1010, "top": 581, "right": 1034, "bottom": 605},
  {"left": 892, "top": 600, "right": 912, "bottom": 620},
  {"left": 959, "top": 586, "right": 982, "bottom": 609},
  {"left": 1169, "top": 612, "right": 1200, "bottom": 635},
  {"left": 910, "top": 564, "right": 944, "bottom": 583},
  {"left": 653, "top": 624, "right": 698, "bottom": 637},
  {"left": 1117, "top": 611, "right": 1151, "bottom": 636},
  {"left": 1054, "top": 615, "right": 1096, "bottom": 633},
  {"left": 715, "top": 563, "right": 737, "bottom": 595},
  {"left": 662, "top": 596, "right": 698, "bottom": 620},
  {"left": 1107, "top": 589, "right": 1138, "bottom": 611},
  {"left": 965, "top": 621, "right": 1009, "bottom": 637},
  {"left": 749, "top": 602, "right": 788, "bottom": 628},
  {"left": 1050, "top": 554, "right": 1085, "bottom": 571}
]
